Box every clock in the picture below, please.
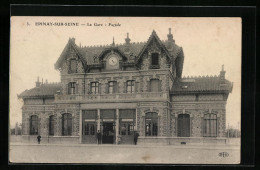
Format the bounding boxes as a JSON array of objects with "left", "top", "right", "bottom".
[{"left": 108, "top": 56, "right": 118, "bottom": 66}]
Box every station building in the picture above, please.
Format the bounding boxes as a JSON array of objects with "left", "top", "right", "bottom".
[{"left": 18, "top": 29, "right": 233, "bottom": 145}]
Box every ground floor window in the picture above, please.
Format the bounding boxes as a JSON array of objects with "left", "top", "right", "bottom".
[
  {"left": 203, "top": 114, "right": 217, "bottom": 137},
  {"left": 49, "top": 115, "right": 55, "bottom": 136},
  {"left": 84, "top": 123, "right": 96, "bottom": 135},
  {"left": 62, "top": 113, "right": 72, "bottom": 136},
  {"left": 30, "top": 115, "right": 38, "bottom": 135},
  {"left": 145, "top": 112, "right": 158, "bottom": 136},
  {"left": 120, "top": 122, "right": 134, "bottom": 135},
  {"left": 177, "top": 114, "right": 190, "bottom": 137}
]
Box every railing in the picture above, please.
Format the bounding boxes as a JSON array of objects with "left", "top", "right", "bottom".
[{"left": 55, "top": 92, "right": 167, "bottom": 102}]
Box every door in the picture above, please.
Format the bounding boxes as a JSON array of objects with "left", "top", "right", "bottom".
[
  {"left": 177, "top": 114, "right": 190, "bottom": 137},
  {"left": 82, "top": 121, "right": 97, "bottom": 144},
  {"left": 102, "top": 122, "right": 114, "bottom": 144}
]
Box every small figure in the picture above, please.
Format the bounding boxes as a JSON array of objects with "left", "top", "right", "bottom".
[
  {"left": 134, "top": 131, "right": 139, "bottom": 145},
  {"left": 97, "top": 130, "right": 102, "bottom": 144},
  {"left": 37, "top": 135, "right": 41, "bottom": 144}
]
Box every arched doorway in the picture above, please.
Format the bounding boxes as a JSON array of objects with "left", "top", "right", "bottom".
[{"left": 177, "top": 114, "right": 190, "bottom": 137}]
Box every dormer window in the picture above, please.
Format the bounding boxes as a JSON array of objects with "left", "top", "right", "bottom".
[
  {"left": 150, "top": 53, "right": 159, "bottom": 69},
  {"left": 69, "top": 59, "right": 77, "bottom": 73}
]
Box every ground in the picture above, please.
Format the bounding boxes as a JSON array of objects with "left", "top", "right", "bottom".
[{"left": 9, "top": 139, "right": 240, "bottom": 164}]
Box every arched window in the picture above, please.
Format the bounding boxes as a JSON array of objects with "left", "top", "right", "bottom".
[
  {"left": 177, "top": 114, "right": 190, "bottom": 137},
  {"left": 49, "top": 115, "right": 55, "bottom": 136},
  {"left": 145, "top": 112, "right": 158, "bottom": 136},
  {"left": 204, "top": 114, "right": 217, "bottom": 137},
  {"left": 30, "top": 115, "right": 38, "bottom": 135},
  {"left": 62, "top": 113, "right": 72, "bottom": 136}
]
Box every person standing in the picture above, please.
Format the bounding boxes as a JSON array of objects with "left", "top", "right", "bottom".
[
  {"left": 37, "top": 135, "right": 41, "bottom": 144},
  {"left": 97, "top": 130, "right": 102, "bottom": 144},
  {"left": 134, "top": 131, "right": 139, "bottom": 145}
]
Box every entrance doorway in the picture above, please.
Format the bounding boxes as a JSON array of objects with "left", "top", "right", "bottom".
[{"left": 102, "top": 122, "right": 114, "bottom": 144}]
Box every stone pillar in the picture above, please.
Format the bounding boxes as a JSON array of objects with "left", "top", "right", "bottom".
[
  {"left": 97, "top": 109, "right": 100, "bottom": 131},
  {"left": 79, "top": 109, "right": 82, "bottom": 143},
  {"left": 116, "top": 109, "right": 119, "bottom": 144}
]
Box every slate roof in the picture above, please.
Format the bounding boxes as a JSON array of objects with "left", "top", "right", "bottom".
[
  {"left": 171, "top": 76, "right": 233, "bottom": 94},
  {"left": 18, "top": 83, "right": 62, "bottom": 99},
  {"left": 55, "top": 31, "right": 183, "bottom": 67}
]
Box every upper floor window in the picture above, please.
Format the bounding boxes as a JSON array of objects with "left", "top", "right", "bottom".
[
  {"left": 108, "top": 81, "right": 117, "bottom": 94},
  {"left": 68, "top": 82, "right": 76, "bottom": 94},
  {"left": 151, "top": 53, "right": 159, "bottom": 69},
  {"left": 150, "top": 79, "right": 161, "bottom": 92},
  {"left": 70, "top": 59, "right": 77, "bottom": 73},
  {"left": 126, "top": 80, "right": 135, "bottom": 93},
  {"left": 91, "top": 82, "right": 99, "bottom": 94}
]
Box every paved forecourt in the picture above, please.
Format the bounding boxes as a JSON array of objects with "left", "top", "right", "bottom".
[{"left": 9, "top": 143, "right": 240, "bottom": 164}]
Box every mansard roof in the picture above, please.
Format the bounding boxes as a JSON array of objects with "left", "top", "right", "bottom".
[
  {"left": 18, "top": 83, "right": 61, "bottom": 99},
  {"left": 171, "top": 76, "right": 233, "bottom": 94}
]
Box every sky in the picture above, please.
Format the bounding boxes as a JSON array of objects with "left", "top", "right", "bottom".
[{"left": 10, "top": 17, "right": 241, "bottom": 129}]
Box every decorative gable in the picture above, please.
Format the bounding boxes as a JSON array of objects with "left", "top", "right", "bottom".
[
  {"left": 55, "top": 38, "right": 87, "bottom": 74},
  {"left": 136, "top": 30, "right": 172, "bottom": 70}
]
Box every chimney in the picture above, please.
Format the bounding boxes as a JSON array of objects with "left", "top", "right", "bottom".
[
  {"left": 125, "top": 33, "right": 131, "bottom": 44},
  {"left": 125, "top": 33, "right": 131, "bottom": 53},
  {"left": 220, "top": 65, "right": 226, "bottom": 84},
  {"left": 35, "top": 76, "right": 41, "bottom": 87},
  {"left": 167, "top": 28, "right": 175, "bottom": 50},
  {"left": 167, "top": 28, "right": 174, "bottom": 42},
  {"left": 71, "top": 37, "right": 75, "bottom": 43}
]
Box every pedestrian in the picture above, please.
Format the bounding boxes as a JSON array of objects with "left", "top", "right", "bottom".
[
  {"left": 97, "top": 130, "right": 101, "bottom": 144},
  {"left": 37, "top": 135, "right": 41, "bottom": 144},
  {"left": 134, "top": 131, "right": 139, "bottom": 145}
]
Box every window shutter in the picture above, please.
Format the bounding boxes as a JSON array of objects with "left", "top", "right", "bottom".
[
  {"left": 159, "top": 80, "right": 162, "bottom": 92},
  {"left": 124, "top": 82, "right": 126, "bottom": 93},
  {"left": 66, "top": 83, "right": 69, "bottom": 94},
  {"left": 113, "top": 82, "right": 118, "bottom": 93},
  {"left": 98, "top": 83, "right": 101, "bottom": 94},
  {"left": 88, "top": 83, "right": 91, "bottom": 94},
  {"left": 76, "top": 84, "right": 79, "bottom": 94},
  {"left": 105, "top": 83, "right": 108, "bottom": 93},
  {"left": 147, "top": 81, "right": 151, "bottom": 92},
  {"left": 135, "top": 82, "right": 139, "bottom": 92}
]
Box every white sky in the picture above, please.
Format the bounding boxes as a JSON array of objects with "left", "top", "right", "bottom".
[{"left": 10, "top": 17, "right": 241, "bottom": 129}]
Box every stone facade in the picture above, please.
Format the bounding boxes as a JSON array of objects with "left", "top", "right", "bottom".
[{"left": 18, "top": 29, "right": 232, "bottom": 144}]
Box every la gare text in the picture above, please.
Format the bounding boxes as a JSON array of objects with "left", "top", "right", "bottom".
[{"left": 35, "top": 22, "right": 121, "bottom": 27}]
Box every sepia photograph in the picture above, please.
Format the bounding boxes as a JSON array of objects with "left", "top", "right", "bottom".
[{"left": 9, "top": 17, "right": 241, "bottom": 164}]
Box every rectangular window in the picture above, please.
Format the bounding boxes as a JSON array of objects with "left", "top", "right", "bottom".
[
  {"left": 91, "top": 82, "right": 99, "bottom": 94},
  {"left": 70, "top": 59, "right": 77, "bottom": 73},
  {"left": 84, "top": 123, "right": 96, "bottom": 135},
  {"left": 108, "top": 81, "right": 117, "bottom": 94},
  {"left": 150, "top": 79, "right": 161, "bottom": 92},
  {"left": 126, "top": 80, "right": 135, "bottom": 93},
  {"left": 151, "top": 53, "right": 159, "bottom": 68},
  {"left": 68, "top": 82, "right": 76, "bottom": 94}
]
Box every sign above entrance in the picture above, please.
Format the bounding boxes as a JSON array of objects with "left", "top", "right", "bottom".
[
  {"left": 84, "top": 119, "right": 96, "bottom": 122},
  {"left": 121, "top": 119, "right": 133, "bottom": 122},
  {"left": 102, "top": 119, "right": 114, "bottom": 122}
]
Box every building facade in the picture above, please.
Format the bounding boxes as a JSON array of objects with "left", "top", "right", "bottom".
[{"left": 18, "top": 29, "right": 233, "bottom": 145}]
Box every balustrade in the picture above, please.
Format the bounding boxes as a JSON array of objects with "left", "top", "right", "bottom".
[{"left": 55, "top": 92, "right": 167, "bottom": 102}]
